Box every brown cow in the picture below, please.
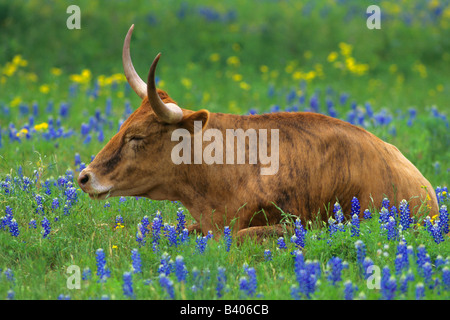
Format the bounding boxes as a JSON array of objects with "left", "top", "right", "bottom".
[{"left": 77, "top": 25, "right": 439, "bottom": 240}]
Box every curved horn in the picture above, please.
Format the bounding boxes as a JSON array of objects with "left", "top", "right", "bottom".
[
  {"left": 122, "top": 24, "right": 147, "bottom": 99},
  {"left": 147, "top": 53, "right": 183, "bottom": 124}
]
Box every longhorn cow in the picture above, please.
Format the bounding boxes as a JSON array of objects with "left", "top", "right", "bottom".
[{"left": 78, "top": 25, "right": 439, "bottom": 240}]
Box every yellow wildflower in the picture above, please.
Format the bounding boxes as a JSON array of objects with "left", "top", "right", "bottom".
[
  {"left": 26, "top": 73, "right": 38, "bottom": 82},
  {"left": 226, "top": 56, "right": 240, "bottom": 67},
  {"left": 51, "top": 68, "right": 62, "bottom": 76},
  {"left": 239, "top": 81, "right": 251, "bottom": 90},
  {"left": 181, "top": 78, "right": 192, "bottom": 89},
  {"left": 209, "top": 53, "right": 220, "bottom": 62},
  {"left": 339, "top": 42, "right": 353, "bottom": 56},
  {"left": 16, "top": 128, "right": 28, "bottom": 138},
  {"left": 260, "top": 65, "right": 269, "bottom": 73},
  {"left": 39, "top": 84, "right": 50, "bottom": 94},
  {"left": 232, "top": 73, "right": 243, "bottom": 82},
  {"left": 34, "top": 122, "right": 49, "bottom": 131},
  {"left": 10, "top": 96, "right": 22, "bottom": 108},
  {"left": 327, "top": 51, "right": 338, "bottom": 63}
]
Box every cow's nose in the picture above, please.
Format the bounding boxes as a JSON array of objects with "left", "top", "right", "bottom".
[{"left": 77, "top": 171, "right": 91, "bottom": 189}]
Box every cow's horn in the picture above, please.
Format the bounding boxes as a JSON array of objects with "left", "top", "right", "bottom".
[
  {"left": 122, "top": 24, "right": 147, "bottom": 99},
  {"left": 147, "top": 53, "right": 183, "bottom": 124}
]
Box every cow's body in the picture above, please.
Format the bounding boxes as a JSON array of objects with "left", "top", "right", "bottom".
[{"left": 77, "top": 25, "right": 438, "bottom": 240}]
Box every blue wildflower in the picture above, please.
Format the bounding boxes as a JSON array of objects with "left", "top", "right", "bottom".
[
  {"left": 196, "top": 236, "right": 207, "bottom": 254},
  {"left": 277, "top": 237, "right": 287, "bottom": 249},
  {"left": 95, "top": 248, "right": 111, "bottom": 282},
  {"left": 223, "top": 226, "right": 232, "bottom": 252},
  {"left": 51, "top": 198, "right": 59, "bottom": 211},
  {"left": 442, "top": 267, "right": 450, "bottom": 291},
  {"left": 344, "top": 280, "right": 356, "bottom": 300},
  {"left": 327, "top": 257, "right": 345, "bottom": 285},
  {"left": 350, "top": 214, "right": 360, "bottom": 237},
  {"left": 363, "top": 209, "right": 372, "bottom": 220},
  {"left": 399, "top": 271, "right": 415, "bottom": 294},
  {"left": 82, "top": 267, "right": 92, "bottom": 280},
  {"left": 351, "top": 197, "right": 360, "bottom": 217},
  {"left": 41, "top": 217, "right": 51, "bottom": 239},
  {"left": 176, "top": 208, "right": 186, "bottom": 234},
  {"left": 159, "top": 274, "right": 175, "bottom": 299},
  {"left": 29, "top": 219, "right": 37, "bottom": 229},
  {"left": 123, "top": 272, "right": 135, "bottom": 299},
  {"left": 431, "top": 221, "right": 444, "bottom": 244},
  {"left": 399, "top": 200, "right": 412, "bottom": 230},
  {"left": 9, "top": 219, "right": 19, "bottom": 237},
  {"left": 381, "top": 267, "right": 396, "bottom": 300},
  {"left": 158, "top": 253, "right": 172, "bottom": 276},
  {"left": 136, "top": 223, "right": 146, "bottom": 247},
  {"left": 439, "top": 205, "right": 448, "bottom": 234},
  {"left": 381, "top": 197, "right": 390, "bottom": 210},
  {"left": 362, "top": 257, "right": 374, "bottom": 280},
  {"left": 415, "top": 283, "right": 425, "bottom": 300},
  {"left": 131, "top": 249, "right": 142, "bottom": 274},
  {"left": 180, "top": 228, "right": 189, "bottom": 244},
  {"left": 264, "top": 249, "right": 272, "bottom": 261},
  {"left": 175, "top": 255, "right": 188, "bottom": 283},
  {"left": 386, "top": 216, "right": 399, "bottom": 241},
  {"left": 355, "top": 240, "right": 366, "bottom": 270},
  {"left": 333, "top": 202, "right": 344, "bottom": 224},
  {"left": 216, "top": 266, "right": 227, "bottom": 298}
]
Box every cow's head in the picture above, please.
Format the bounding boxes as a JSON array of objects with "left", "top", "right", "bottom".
[{"left": 77, "top": 25, "right": 209, "bottom": 200}]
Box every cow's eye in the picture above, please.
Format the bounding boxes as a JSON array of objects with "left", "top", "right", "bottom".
[{"left": 129, "top": 136, "right": 145, "bottom": 142}]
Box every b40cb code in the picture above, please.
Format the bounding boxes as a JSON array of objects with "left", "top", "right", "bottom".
[{"left": 224, "top": 304, "right": 269, "bottom": 315}]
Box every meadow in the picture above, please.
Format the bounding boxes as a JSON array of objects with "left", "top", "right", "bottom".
[{"left": 0, "top": 0, "right": 449, "bottom": 301}]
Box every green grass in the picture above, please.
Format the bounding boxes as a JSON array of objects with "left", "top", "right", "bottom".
[{"left": 0, "top": 0, "right": 449, "bottom": 300}]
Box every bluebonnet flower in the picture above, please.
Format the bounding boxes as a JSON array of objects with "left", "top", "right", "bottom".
[
  {"left": 381, "top": 267, "right": 396, "bottom": 300},
  {"left": 29, "top": 219, "right": 37, "bottom": 229},
  {"left": 51, "top": 198, "right": 59, "bottom": 211},
  {"left": 399, "top": 271, "right": 414, "bottom": 294},
  {"left": 164, "top": 223, "right": 178, "bottom": 247},
  {"left": 386, "top": 216, "right": 399, "bottom": 241},
  {"left": 439, "top": 205, "right": 448, "bottom": 234},
  {"left": 131, "top": 249, "right": 142, "bottom": 274},
  {"left": 381, "top": 197, "right": 390, "bottom": 210},
  {"left": 223, "top": 226, "right": 232, "bottom": 252},
  {"left": 123, "top": 272, "right": 135, "bottom": 299},
  {"left": 292, "top": 218, "right": 307, "bottom": 248},
  {"left": 328, "top": 217, "right": 338, "bottom": 236},
  {"left": 264, "top": 249, "right": 272, "bottom": 261},
  {"left": 395, "top": 240, "right": 409, "bottom": 272},
  {"left": 136, "top": 223, "right": 146, "bottom": 247},
  {"left": 399, "top": 200, "right": 412, "bottom": 230},
  {"left": 103, "top": 201, "right": 111, "bottom": 208},
  {"left": 196, "top": 236, "right": 207, "bottom": 254},
  {"left": 350, "top": 214, "right": 360, "bottom": 237},
  {"left": 362, "top": 257, "right": 374, "bottom": 279},
  {"left": 363, "top": 209, "right": 372, "bottom": 220},
  {"left": 344, "top": 280, "right": 356, "bottom": 300},
  {"left": 333, "top": 202, "right": 344, "bottom": 224},
  {"left": 277, "top": 237, "right": 287, "bottom": 249},
  {"left": 159, "top": 274, "right": 175, "bottom": 299},
  {"left": 158, "top": 253, "right": 172, "bottom": 276},
  {"left": 95, "top": 248, "right": 111, "bottom": 282},
  {"left": 354, "top": 240, "right": 366, "bottom": 270},
  {"left": 7, "top": 290, "right": 14, "bottom": 300},
  {"left": 216, "top": 267, "right": 227, "bottom": 298},
  {"left": 239, "top": 276, "right": 250, "bottom": 296},
  {"left": 41, "top": 217, "right": 51, "bottom": 239},
  {"left": 431, "top": 221, "right": 444, "bottom": 244},
  {"left": 206, "top": 230, "right": 214, "bottom": 240},
  {"left": 442, "top": 267, "right": 450, "bottom": 291},
  {"left": 327, "top": 257, "right": 345, "bottom": 285},
  {"left": 351, "top": 197, "right": 360, "bottom": 217},
  {"left": 416, "top": 245, "right": 431, "bottom": 275},
  {"left": 422, "top": 262, "right": 433, "bottom": 288},
  {"left": 245, "top": 267, "right": 257, "bottom": 297},
  {"left": 175, "top": 255, "right": 188, "bottom": 282},
  {"left": 152, "top": 212, "right": 163, "bottom": 250},
  {"left": 115, "top": 215, "right": 124, "bottom": 227},
  {"left": 176, "top": 208, "right": 186, "bottom": 234},
  {"left": 82, "top": 267, "right": 92, "bottom": 280},
  {"left": 180, "top": 228, "right": 189, "bottom": 244},
  {"left": 74, "top": 153, "right": 81, "bottom": 166},
  {"left": 9, "top": 219, "right": 19, "bottom": 237},
  {"left": 415, "top": 283, "right": 425, "bottom": 300}
]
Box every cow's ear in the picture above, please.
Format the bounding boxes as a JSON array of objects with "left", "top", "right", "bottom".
[{"left": 179, "top": 109, "right": 210, "bottom": 134}]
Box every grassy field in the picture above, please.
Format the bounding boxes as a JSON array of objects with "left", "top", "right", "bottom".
[{"left": 0, "top": 0, "right": 449, "bottom": 302}]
